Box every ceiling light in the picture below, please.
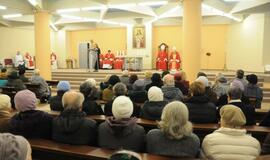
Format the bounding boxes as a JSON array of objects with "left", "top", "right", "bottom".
[
  {"left": 50, "top": 22, "right": 58, "bottom": 31},
  {"left": 2, "top": 14, "right": 23, "bottom": 19},
  {"left": 138, "top": 1, "right": 168, "bottom": 6},
  {"left": 81, "top": 6, "right": 107, "bottom": 11},
  {"left": 108, "top": 3, "right": 136, "bottom": 9},
  {"left": 57, "top": 8, "right": 80, "bottom": 13},
  {"left": 60, "top": 14, "right": 82, "bottom": 20},
  {"left": 28, "top": 0, "right": 38, "bottom": 6},
  {"left": 0, "top": 5, "right": 7, "bottom": 10}
]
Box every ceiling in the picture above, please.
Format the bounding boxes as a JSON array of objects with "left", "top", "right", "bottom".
[{"left": 0, "top": 0, "right": 269, "bottom": 30}]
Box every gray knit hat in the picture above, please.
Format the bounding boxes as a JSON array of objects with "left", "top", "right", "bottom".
[{"left": 0, "top": 133, "right": 30, "bottom": 160}]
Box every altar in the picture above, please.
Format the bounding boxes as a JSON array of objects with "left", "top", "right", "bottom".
[{"left": 120, "top": 56, "right": 143, "bottom": 71}]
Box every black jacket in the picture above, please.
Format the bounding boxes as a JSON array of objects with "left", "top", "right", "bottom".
[
  {"left": 128, "top": 90, "right": 148, "bottom": 104},
  {"left": 229, "top": 101, "right": 255, "bottom": 125},
  {"left": 140, "top": 101, "right": 167, "bottom": 120},
  {"left": 185, "top": 95, "right": 218, "bottom": 123},
  {"left": 98, "top": 117, "right": 145, "bottom": 152},
  {"left": 7, "top": 79, "right": 26, "bottom": 91},
  {"left": 145, "top": 81, "right": 163, "bottom": 91},
  {"left": 49, "top": 91, "right": 66, "bottom": 111},
  {"left": 52, "top": 109, "right": 97, "bottom": 145},
  {"left": 9, "top": 110, "right": 53, "bottom": 139},
  {"left": 82, "top": 97, "right": 103, "bottom": 115}
]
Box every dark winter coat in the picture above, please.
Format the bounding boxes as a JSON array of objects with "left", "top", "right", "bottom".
[
  {"left": 49, "top": 90, "right": 66, "bottom": 111},
  {"left": 161, "top": 86, "right": 183, "bottom": 102},
  {"left": 140, "top": 101, "right": 168, "bottom": 120}
]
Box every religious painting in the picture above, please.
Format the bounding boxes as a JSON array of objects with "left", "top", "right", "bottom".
[{"left": 133, "top": 26, "right": 145, "bottom": 49}]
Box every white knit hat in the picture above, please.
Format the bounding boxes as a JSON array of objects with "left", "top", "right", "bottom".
[
  {"left": 112, "top": 96, "right": 133, "bottom": 119},
  {"left": 196, "top": 76, "right": 209, "bottom": 87},
  {"left": 148, "top": 86, "right": 164, "bottom": 101},
  {"left": 0, "top": 94, "right": 11, "bottom": 110}
]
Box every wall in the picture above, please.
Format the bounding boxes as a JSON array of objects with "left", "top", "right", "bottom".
[
  {"left": 152, "top": 25, "right": 228, "bottom": 70},
  {"left": 263, "top": 13, "right": 270, "bottom": 65},
  {"left": 51, "top": 30, "right": 67, "bottom": 68},
  {"left": 226, "top": 14, "right": 265, "bottom": 72},
  {"left": 67, "top": 28, "right": 127, "bottom": 62}
]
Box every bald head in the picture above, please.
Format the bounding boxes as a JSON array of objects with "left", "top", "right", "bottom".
[{"left": 62, "top": 91, "right": 84, "bottom": 110}]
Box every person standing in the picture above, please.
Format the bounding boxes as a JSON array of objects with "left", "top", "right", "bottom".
[
  {"left": 94, "top": 43, "right": 100, "bottom": 72},
  {"left": 88, "top": 40, "right": 98, "bottom": 72}
]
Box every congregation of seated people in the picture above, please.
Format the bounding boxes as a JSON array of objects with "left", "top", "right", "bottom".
[{"left": 1, "top": 69, "right": 270, "bottom": 159}]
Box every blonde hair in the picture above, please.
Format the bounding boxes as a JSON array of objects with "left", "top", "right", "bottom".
[
  {"left": 62, "top": 91, "right": 84, "bottom": 110},
  {"left": 163, "top": 74, "right": 175, "bottom": 86},
  {"left": 190, "top": 81, "right": 205, "bottom": 96},
  {"left": 180, "top": 71, "right": 187, "bottom": 81},
  {"left": 158, "top": 101, "right": 192, "bottom": 139},
  {"left": 104, "top": 74, "right": 111, "bottom": 82}
]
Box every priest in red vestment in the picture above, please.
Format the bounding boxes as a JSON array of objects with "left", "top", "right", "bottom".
[
  {"left": 103, "top": 50, "right": 115, "bottom": 69},
  {"left": 156, "top": 43, "right": 168, "bottom": 71},
  {"left": 24, "top": 52, "right": 34, "bottom": 69},
  {"left": 169, "top": 46, "right": 181, "bottom": 70}
]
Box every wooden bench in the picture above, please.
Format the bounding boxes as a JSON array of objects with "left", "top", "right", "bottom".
[
  {"left": 0, "top": 86, "right": 17, "bottom": 109},
  {"left": 29, "top": 138, "right": 197, "bottom": 160}
]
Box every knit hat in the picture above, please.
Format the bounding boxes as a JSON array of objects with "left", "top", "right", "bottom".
[
  {"left": 0, "top": 94, "right": 11, "bottom": 110},
  {"left": 196, "top": 76, "right": 209, "bottom": 87},
  {"left": 163, "top": 74, "right": 174, "bottom": 86},
  {"left": 0, "top": 133, "right": 30, "bottom": 160},
  {"left": 133, "top": 80, "right": 145, "bottom": 91},
  {"left": 148, "top": 86, "right": 163, "bottom": 101},
  {"left": 57, "top": 81, "right": 71, "bottom": 91},
  {"left": 14, "top": 90, "right": 36, "bottom": 112},
  {"left": 220, "top": 105, "right": 246, "bottom": 127},
  {"left": 112, "top": 96, "right": 133, "bottom": 119}
]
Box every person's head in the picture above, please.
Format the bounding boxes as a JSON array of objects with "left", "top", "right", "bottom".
[
  {"left": 18, "top": 68, "right": 26, "bottom": 76},
  {"left": 236, "top": 69, "right": 245, "bottom": 79},
  {"left": 93, "top": 43, "right": 98, "bottom": 48},
  {"left": 0, "top": 94, "right": 11, "bottom": 112},
  {"left": 109, "top": 75, "right": 120, "bottom": 86},
  {"left": 190, "top": 81, "right": 205, "bottom": 96},
  {"left": 148, "top": 86, "right": 163, "bottom": 101},
  {"left": 57, "top": 81, "right": 71, "bottom": 92},
  {"left": 230, "top": 79, "right": 244, "bottom": 91},
  {"left": 113, "top": 82, "right": 127, "bottom": 96},
  {"left": 129, "top": 74, "right": 138, "bottom": 84},
  {"left": 197, "top": 72, "right": 207, "bottom": 78},
  {"left": 85, "top": 78, "right": 97, "bottom": 87},
  {"left": 62, "top": 91, "right": 84, "bottom": 111},
  {"left": 33, "top": 69, "right": 40, "bottom": 76},
  {"left": 228, "top": 86, "right": 242, "bottom": 100},
  {"left": 80, "top": 81, "right": 95, "bottom": 98},
  {"left": 174, "top": 72, "right": 182, "bottom": 82},
  {"left": 1, "top": 68, "right": 7, "bottom": 73},
  {"left": 122, "top": 70, "right": 129, "bottom": 77},
  {"left": 108, "top": 50, "right": 111, "bottom": 53},
  {"left": 151, "top": 73, "right": 162, "bottom": 83},
  {"left": 109, "top": 150, "right": 142, "bottom": 160},
  {"left": 8, "top": 71, "right": 19, "bottom": 79},
  {"left": 162, "top": 70, "right": 170, "bottom": 78},
  {"left": 0, "top": 133, "right": 32, "bottom": 160},
  {"left": 112, "top": 96, "right": 133, "bottom": 119},
  {"left": 159, "top": 101, "right": 192, "bottom": 139},
  {"left": 220, "top": 105, "right": 246, "bottom": 128},
  {"left": 132, "top": 80, "right": 145, "bottom": 91},
  {"left": 163, "top": 74, "right": 174, "bottom": 86},
  {"left": 14, "top": 90, "right": 37, "bottom": 112},
  {"left": 144, "top": 71, "right": 152, "bottom": 79},
  {"left": 217, "top": 74, "right": 227, "bottom": 84},
  {"left": 246, "top": 74, "right": 258, "bottom": 85},
  {"left": 196, "top": 76, "right": 209, "bottom": 87},
  {"left": 104, "top": 74, "right": 111, "bottom": 83}
]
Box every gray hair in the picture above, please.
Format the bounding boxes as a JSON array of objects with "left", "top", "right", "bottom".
[
  {"left": 228, "top": 86, "right": 242, "bottom": 100},
  {"left": 62, "top": 91, "right": 84, "bottom": 110},
  {"left": 158, "top": 101, "right": 192, "bottom": 140},
  {"left": 113, "top": 82, "right": 127, "bottom": 96}
]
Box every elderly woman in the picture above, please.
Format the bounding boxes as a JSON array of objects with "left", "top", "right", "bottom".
[
  {"left": 174, "top": 72, "right": 189, "bottom": 96},
  {"left": 212, "top": 73, "right": 229, "bottom": 98},
  {"left": 99, "top": 96, "right": 145, "bottom": 152},
  {"left": 143, "top": 71, "right": 152, "bottom": 87},
  {"left": 162, "top": 74, "right": 183, "bottom": 102},
  {"left": 140, "top": 86, "right": 167, "bottom": 120},
  {"left": 128, "top": 79, "right": 148, "bottom": 103},
  {"left": 80, "top": 80, "right": 103, "bottom": 115},
  {"left": 147, "top": 101, "right": 200, "bottom": 157},
  {"left": 49, "top": 81, "right": 70, "bottom": 111},
  {"left": 102, "top": 75, "right": 120, "bottom": 101},
  {"left": 127, "top": 74, "right": 138, "bottom": 90},
  {"left": 0, "top": 94, "right": 12, "bottom": 132},
  {"left": 244, "top": 74, "right": 263, "bottom": 108},
  {"left": 105, "top": 83, "right": 140, "bottom": 117},
  {"left": 120, "top": 70, "right": 129, "bottom": 86},
  {"left": 9, "top": 90, "right": 53, "bottom": 139},
  {"left": 0, "top": 133, "right": 32, "bottom": 160},
  {"left": 52, "top": 91, "right": 97, "bottom": 145},
  {"left": 30, "top": 69, "right": 50, "bottom": 103},
  {"left": 196, "top": 76, "right": 217, "bottom": 103},
  {"left": 145, "top": 73, "right": 163, "bottom": 91},
  {"left": 185, "top": 81, "right": 217, "bottom": 123},
  {"left": 201, "top": 105, "right": 261, "bottom": 159}
]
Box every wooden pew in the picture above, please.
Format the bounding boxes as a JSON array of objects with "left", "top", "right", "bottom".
[
  {"left": 0, "top": 86, "right": 16, "bottom": 109},
  {"left": 29, "top": 138, "right": 197, "bottom": 160},
  {"left": 256, "top": 109, "right": 269, "bottom": 123}
]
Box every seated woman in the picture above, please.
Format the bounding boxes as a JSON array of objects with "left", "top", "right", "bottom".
[
  {"left": 52, "top": 91, "right": 97, "bottom": 145},
  {"left": 185, "top": 81, "right": 217, "bottom": 123},
  {"left": 140, "top": 86, "right": 167, "bottom": 120},
  {"left": 105, "top": 83, "right": 141, "bottom": 117},
  {"left": 99, "top": 96, "right": 145, "bottom": 152},
  {"left": 201, "top": 105, "right": 261, "bottom": 159},
  {"left": 30, "top": 69, "right": 50, "bottom": 103},
  {"left": 146, "top": 101, "right": 200, "bottom": 157},
  {"left": 0, "top": 133, "right": 32, "bottom": 160},
  {"left": 9, "top": 90, "right": 53, "bottom": 139},
  {"left": 161, "top": 74, "right": 183, "bottom": 102},
  {"left": 127, "top": 74, "right": 138, "bottom": 90},
  {"left": 244, "top": 74, "right": 263, "bottom": 108},
  {"left": 102, "top": 75, "right": 120, "bottom": 101},
  {"left": 0, "top": 94, "right": 12, "bottom": 132},
  {"left": 7, "top": 70, "right": 26, "bottom": 91},
  {"left": 174, "top": 72, "right": 189, "bottom": 96},
  {"left": 128, "top": 80, "right": 148, "bottom": 103},
  {"left": 143, "top": 71, "right": 152, "bottom": 87},
  {"left": 196, "top": 76, "right": 217, "bottom": 104},
  {"left": 145, "top": 73, "right": 163, "bottom": 91},
  {"left": 80, "top": 80, "right": 103, "bottom": 115},
  {"left": 49, "top": 81, "right": 70, "bottom": 111}
]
